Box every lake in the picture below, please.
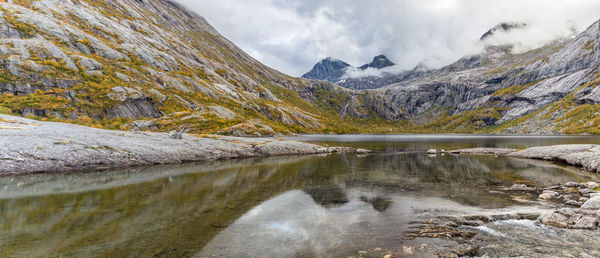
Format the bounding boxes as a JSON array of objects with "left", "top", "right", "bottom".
[{"left": 2, "top": 135, "right": 600, "bottom": 257}]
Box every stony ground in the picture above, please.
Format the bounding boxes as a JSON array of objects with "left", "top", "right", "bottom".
[{"left": 0, "top": 114, "right": 348, "bottom": 175}]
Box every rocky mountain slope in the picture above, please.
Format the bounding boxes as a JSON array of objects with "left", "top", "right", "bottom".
[
  {"left": 0, "top": 0, "right": 362, "bottom": 135},
  {"left": 347, "top": 20, "right": 600, "bottom": 134},
  {"left": 2, "top": 0, "right": 600, "bottom": 135}
]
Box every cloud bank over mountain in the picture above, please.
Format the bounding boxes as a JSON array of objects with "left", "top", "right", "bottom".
[{"left": 176, "top": 0, "right": 600, "bottom": 76}]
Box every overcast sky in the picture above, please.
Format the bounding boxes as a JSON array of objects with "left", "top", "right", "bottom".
[{"left": 174, "top": 0, "right": 600, "bottom": 76}]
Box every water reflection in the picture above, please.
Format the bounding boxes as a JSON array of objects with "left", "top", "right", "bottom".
[{"left": 0, "top": 147, "right": 599, "bottom": 257}]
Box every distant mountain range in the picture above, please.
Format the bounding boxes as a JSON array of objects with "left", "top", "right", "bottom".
[
  {"left": 303, "top": 22, "right": 533, "bottom": 91},
  {"left": 302, "top": 55, "right": 411, "bottom": 90}
]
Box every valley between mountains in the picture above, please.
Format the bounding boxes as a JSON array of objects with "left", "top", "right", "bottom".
[{"left": 0, "top": 0, "right": 600, "bottom": 135}]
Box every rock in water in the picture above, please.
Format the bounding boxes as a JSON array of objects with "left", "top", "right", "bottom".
[
  {"left": 504, "top": 184, "right": 536, "bottom": 191},
  {"left": 581, "top": 196, "right": 600, "bottom": 209},
  {"left": 539, "top": 190, "right": 560, "bottom": 199}
]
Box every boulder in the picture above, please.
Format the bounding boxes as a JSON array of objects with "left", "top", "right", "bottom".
[
  {"left": 505, "top": 184, "right": 536, "bottom": 191},
  {"left": 565, "top": 182, "right": 581, "bottom": 187},
  {"left": 581, "top": 196, "right": 600, "bottom": 209},
  {"left": 541, "top": 208, "right": 578, "bottom": 228},
  {"left": 570, "top": 217, "right": 598, "bottom": 230},
  {"left": 584, "top": 182, "right": 599, "bottom": 189},
  {"left": 539, "top": 190, "right": 559, "bottom": 199}
]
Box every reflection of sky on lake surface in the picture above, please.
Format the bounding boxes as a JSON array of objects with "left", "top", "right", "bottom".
[
  {"left": 3, "top": 136, "right": 600, "bottom": 257},
  {"left": 198, "top": 187, "right": 550, "bottom": 257}
]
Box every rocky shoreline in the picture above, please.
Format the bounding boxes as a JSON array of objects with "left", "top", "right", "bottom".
[
  {"left": 446, "top": 146, "right": 600, "bottom": 230},
  {"left": 448, "top": 145, "right": 600, "bottom": 173},
  {"left": 0, "top": 114, "right": 361, "bottom": 175}
]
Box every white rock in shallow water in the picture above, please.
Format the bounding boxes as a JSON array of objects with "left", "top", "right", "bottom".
[
  {"left": 581, "top": 196, "right": 600, "bottom": 209},
  {"left": 507, "top": 184, "right": 536, "bottom": 191},
  {"left": 541, "top": 211, "right": 570, "bottom": 228},
  {"left": 584, "top": 182, "right": 599, "bottom": 189},
  {"left": 565, "top": 182, "right": 580, "bottom": 187},
  {"left": 539, "top": 191, "right": 559, "bottom": 199},
  {"left": 427, "top": 149, "right": 437, "bottom": 154},
  {"left": 356, "top": 148, "right": 371, "bottom": 154}
]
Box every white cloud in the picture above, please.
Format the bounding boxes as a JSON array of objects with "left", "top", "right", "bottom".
[
  {"left": 342, "top": 65, "right": 406, "bottom": 79},
  {"left": 175, "top": 0, "right": 600, "bottom": 76}
]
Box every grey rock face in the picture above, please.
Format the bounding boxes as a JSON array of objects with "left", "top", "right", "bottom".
[
  {"left": 106, "top": 87, "right": 161, "bottom": 119},
  {"left": 0, "top": 0, "right": 356, "bottom": 131}
]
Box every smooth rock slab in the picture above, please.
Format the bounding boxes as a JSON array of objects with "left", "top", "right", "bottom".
[
  {"left": 0, "top": 114, "right": 342, "bottom": 175},
  {"left": 509, "top": 145, "right": 600, "bottom": 172}
]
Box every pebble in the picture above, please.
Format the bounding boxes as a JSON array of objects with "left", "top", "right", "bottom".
[{"left": 402, "top": 246, "right": 414, "bottom": 255}]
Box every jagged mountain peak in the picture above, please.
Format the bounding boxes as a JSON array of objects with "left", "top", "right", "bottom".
[
  {"left": 359, "top": 55, "right": 395, "bottom": 70},
  {"left": 302, "top": 57, "right": 351, "bottom": 81},
  {"left": 480, "top": 22, "right": 528, "bottom": 41},
  {"left": 302, "top": 54, "right": 399, "bottom": 89}
]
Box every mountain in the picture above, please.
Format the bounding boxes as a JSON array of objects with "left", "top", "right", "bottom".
[
  {"left": 480, "top": 22, "right": 528, "bottom": 41},
  {"left": 0, "top": 0, "right": 360, "bottom": 135},
  {"left": 2, "top": 0, "right": 600, "bottom": 135},
  {"left": 301, "top": 57, "right": 350, "bottom": 82},
  {"left": 302, "top": 54, "right": 406, "bottom": 90},
  {"left": 346, "top": 20, "right": 600, "bottom": 134},
  {"left": 359, "top": 55, "right": 395, "bottom": 70}
]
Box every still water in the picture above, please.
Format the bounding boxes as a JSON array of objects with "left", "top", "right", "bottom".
[{"left": 2, "top": 135, "right": 600, "bottom": 257}]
